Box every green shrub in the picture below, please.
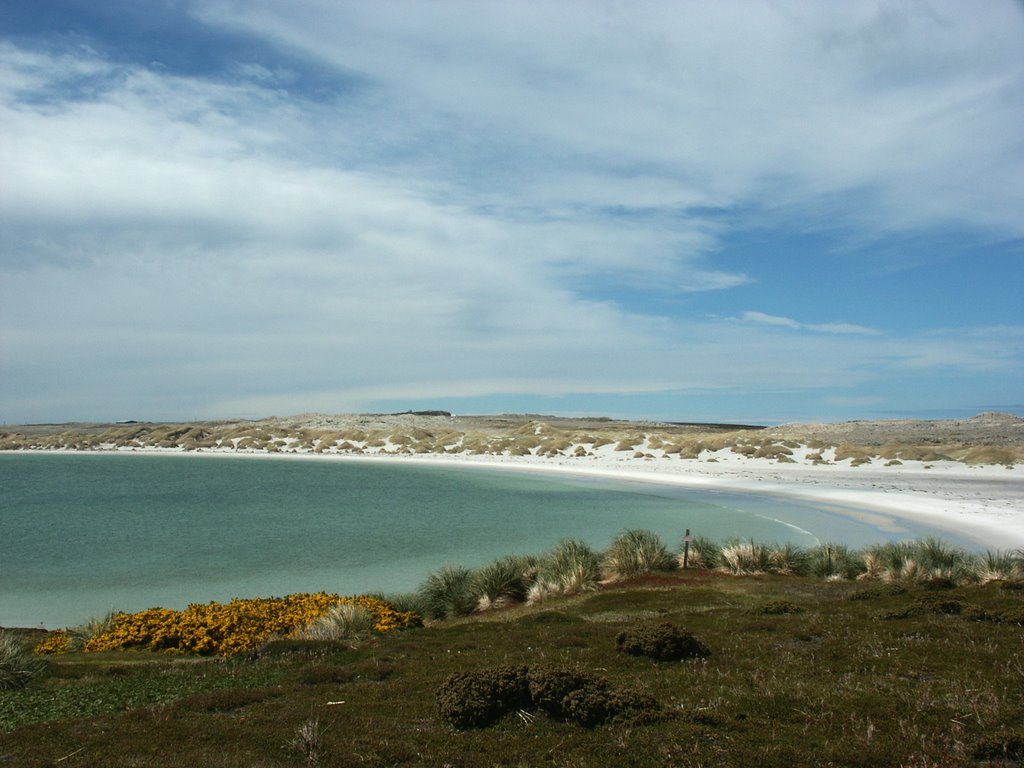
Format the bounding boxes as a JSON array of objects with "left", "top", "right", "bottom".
[
  {"left": 419, "top": 566, "right": 478, "bottom": 620},
  {"left": 436, "top": 665, "right": 530, "bottom": 729},
  {"left": 0, "top": 630, "right": 44, "bottom": 691},
  {"left": 437, "top": 665, "right": 660, "bottom": 729},
  {"left": 602, "top": 529, "right": 676, "bottom": 580},
  {"left": 527, "top": 666, "right": 601, "bottom": 718},
  {"left": 615, "top": 622, "right": 710, "bottom": 662}
]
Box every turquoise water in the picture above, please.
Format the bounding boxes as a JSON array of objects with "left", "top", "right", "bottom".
[{"left": 0, "top": 453, "right": 950, "bottom": 627}]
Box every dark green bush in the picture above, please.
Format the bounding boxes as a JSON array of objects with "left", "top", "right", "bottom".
[
  {"left": 921, "top": 576, "right": 958, "bottom": 591},
  {"left": 759, "top": 600, "right": 805, "bottom": 615},
  {"left": 563, "top": 686, "right": 662, "bottom": 727},
  {"left": 972, "top": 731, "right": 1024, "bottom": 761},
  {"left": 436, "top": 665, "right": 530, "bottom": 728},
  {"left": 436, "top": 664, "right": 659, "bottom": 729},
  {"left": 437, "top": 672, "right": 507, "bottom": 729},
  {"left": 847, "top": 584, "right": 907, "bottom": 601},
  {"left": 527, "top": 666, "right": 603, "bottom": 718},
  {"left": 615, "top": 622, "right": 710, "bottom": 662}
]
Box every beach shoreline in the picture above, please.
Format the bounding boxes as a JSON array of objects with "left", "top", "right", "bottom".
[{"left": 10, "top": 444, "right": 1024, "bottom": 551}]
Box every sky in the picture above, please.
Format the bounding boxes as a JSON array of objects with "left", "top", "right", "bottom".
[{"left": 1, "top": 0, "right": 1022, "bottom": 426}]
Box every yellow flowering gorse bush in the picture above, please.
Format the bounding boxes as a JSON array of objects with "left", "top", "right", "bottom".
[
  {"left": 33, "top": 630, "right": 74, "bottom": 655},
  {"left": 36, "top": 593, "right": 420, "bottom": 657}
]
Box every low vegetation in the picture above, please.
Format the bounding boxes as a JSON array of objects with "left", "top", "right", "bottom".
[{"left": 3, "top": 558, "right": 1023, "bottom": 766}]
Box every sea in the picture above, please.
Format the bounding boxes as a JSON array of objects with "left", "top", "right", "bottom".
[{"left": 0, "top": 452, "right": 957, "bottom": 628}]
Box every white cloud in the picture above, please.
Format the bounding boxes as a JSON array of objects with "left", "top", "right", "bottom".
[
  {"left": 196, "top": 0, "right": 1024, "bottom": 240},
  {"left": 739, "top": 312, "right": 881, "bottom": 336},
  {"left": 1, "top": 3, "right": 1023, "bottom": 422}
]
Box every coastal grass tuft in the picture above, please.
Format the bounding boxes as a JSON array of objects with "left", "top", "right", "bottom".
[
  {"left": 299, "top": 602, "right": 376, "bottom": 642},
  {"left": 531, "top": 539, "right": 601, "bottom": 600},
  {"left": 602, "top": 529, "right": 676, "bottom": 580},
  {"left": 808, "top": 543, "right": 865, "bottom": 579},
  {"left": 0, "top": 631, "right": 45, "bottom": 691},
  {"left": 419, "top": 566, "right": 477, "bottom": 620},
  {"left": 472, "top": 555, "right": 537, "bottom": 610}
]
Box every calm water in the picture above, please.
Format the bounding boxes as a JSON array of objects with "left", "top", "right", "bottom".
[{"left": 0, "top": 453, "right": 952, "bottom": 627}]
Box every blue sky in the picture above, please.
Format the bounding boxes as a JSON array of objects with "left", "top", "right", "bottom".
[{"left": 1, "top": 0, "right": 1022, "bottom": 425}]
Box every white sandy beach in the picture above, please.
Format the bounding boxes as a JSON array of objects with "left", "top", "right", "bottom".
[{"left": 41, "top": 439, "right": 1024, "bottom": 551}]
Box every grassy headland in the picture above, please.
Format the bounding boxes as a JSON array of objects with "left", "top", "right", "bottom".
[
  {"left": 3, "top": 571, "right": 1023, "bottom": 766},
  {"left": 3, "top": 534, "right": 1023, "bottom": 767}
]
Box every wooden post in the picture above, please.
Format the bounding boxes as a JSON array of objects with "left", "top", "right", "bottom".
[{"left": 683, "top": 528, "right": 692, "bottom": 569}]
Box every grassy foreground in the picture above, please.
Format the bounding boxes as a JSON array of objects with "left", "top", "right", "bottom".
[{"left": 2, "top": 571, "right": 1023, "bottom": 767}]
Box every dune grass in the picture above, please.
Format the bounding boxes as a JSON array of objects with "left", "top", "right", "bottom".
[{"left": 602, "top": 529, "right": 676, "bottom": 580}]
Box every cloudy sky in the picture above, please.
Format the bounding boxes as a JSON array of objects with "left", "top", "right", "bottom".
[{"left": 1, "top": 1, "right": 1022, "bottom": 425}]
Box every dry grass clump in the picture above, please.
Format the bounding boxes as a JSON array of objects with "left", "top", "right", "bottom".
[
  {"left": 611, "top": 436, "right": 642, "bottom": 451},
  {"left": 960, "top": 446, "right": 1018, "bottom": 466},
  {"left": 299, "top": 602, "right": 377, "bottom": 642},
  {"left": 719, "top": 541, "right": 774, "bottom": 574},
  {"left": 834, "top": 445, "right": 874, "bottom": 462},
  {"left": 753, "top": 444, "right": 794, "bottom": 460}
]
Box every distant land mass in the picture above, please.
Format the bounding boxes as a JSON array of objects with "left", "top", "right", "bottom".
[{"left": 2, "top": 412, "right": 1022, "bottom": 464}]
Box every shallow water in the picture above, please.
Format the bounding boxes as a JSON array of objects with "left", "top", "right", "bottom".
[{"left": 0, "top": 452, "right": 956, "bottom": 627}]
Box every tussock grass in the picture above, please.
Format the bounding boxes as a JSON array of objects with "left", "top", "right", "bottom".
[
  {"left": 719, "top": 540, "right": 775, "bottom": 574},
  {"left": 602, "top": 530, "right": 676, "bottom": 580},
  {"left": 680, "top": 535, "right": 722, "bottom": 569},
  {"left": 808, "top": 543, "right": 865, "bottom": 579},
  {"left": 300, "top": 602, "right": 376, "bottom": 641},
  {"left": 0, "top": 631, "right": 44, "bottom": 691},
  {"left": 472, "top": 556, "right": 536, "bottom": 610},
  {"left": 860, "top": 538, "right": 982, "bottom": 584},
  {"left": 531, "top": 539, "right": 601, "bottom": 601},
  {"left": 419, "top": 566, "right": 477, "bottom": 620},
  {"left": 768, "top": 542, "right": 811, "bottom": 575},
  {"left": 978, "top": 550, "right": 1024, "bottom": 583}
]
